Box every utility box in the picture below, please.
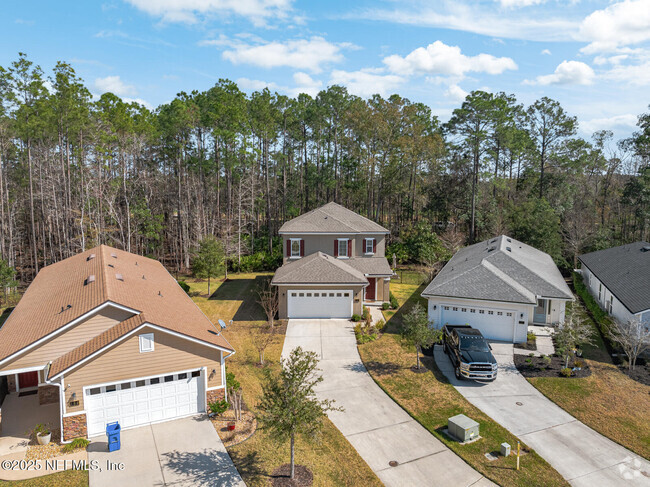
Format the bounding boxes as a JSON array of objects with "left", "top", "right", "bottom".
[
  {"left": 501, "top": 442, "right": 511, "bottom": 457},
  {"left": 448, "top": 414, "right": 479, "bottom": 443}
]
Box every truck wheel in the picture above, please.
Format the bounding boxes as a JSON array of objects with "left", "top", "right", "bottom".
[{"left": 455, "top": 365, "right": 463, "bottom": 380}]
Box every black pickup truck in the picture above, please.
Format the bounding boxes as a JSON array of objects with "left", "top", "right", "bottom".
[{"left": 443, "top": 325, "right": 498, "bottom": 381}]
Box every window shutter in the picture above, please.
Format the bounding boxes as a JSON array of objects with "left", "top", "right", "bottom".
[
  {"left": 348, "top": 239, "right": 352, "bottom": 256},
  {"left": 334, "top": 240, "right": 338, "bottom": 257},
  {"left": 286, "top": 240, "right": 291, "bottom": 257},
  {"left": 373, "top": 238, "right": 377, "bottom": 253},
  {"left": 300, "top": 239, "right": 305, "bottom": 257}
]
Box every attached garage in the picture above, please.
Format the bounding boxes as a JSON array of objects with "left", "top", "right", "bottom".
[
  {"left": 287, "top": 290, "right": 353, "bottom": 319},
  {"left": 84, "top": 369, "right": 204, "bottom": 437},
  {"left": 440, "top": 305, "right": 516, "bottom": 342}
]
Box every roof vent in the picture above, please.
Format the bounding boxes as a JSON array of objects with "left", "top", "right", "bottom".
[
  {"left": 108, "top": 263, "right": 114, "bottom": 268},
  {"left": 60, "top": 304, "right": 72, "bottom": 313},
  {"left": 111, "top": 252, "right": 117, "bottom": 258},
  {"left": 488, "top": 246, "right": 496, "bottom": 252},
  {"left": 85, "top": 275, "right": 95, "bottom": 285},
  {"left": 490, "top": 238, "right": 497, "bottom": 244},
  {"left": 641, "top": 246, "right": 650, "bottom": 253},
  {"left": 116, "top": 273, "right": 124, "bottom": 281},
  {"left": 142, "top": 275, "right": 146, "bottom": 280},
  {"left": 506, "top": 247, "right": 512, "bottom": 252},
  {"left": 158, "top": 291, "right": 163, "bottom": 297},
  {"left": 506, "top": 238, "right": 511, "bottom": 243},
  {"left": 87, "top": 254, "right": 95, "bottom": 261}
]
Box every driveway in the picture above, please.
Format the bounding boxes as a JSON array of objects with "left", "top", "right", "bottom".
[
  {"left": 88, "top": 415, "right": 245, "bottom": 487},
  {"left": 282, "top": 319, "right": 496, "bottom": 487},
  {"left": 434, "top": 342, "right": 650, "bottom": 487}
]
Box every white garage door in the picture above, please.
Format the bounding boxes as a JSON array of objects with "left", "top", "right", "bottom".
[
  {"left": 441, "top": 305, "right": 515, "bottom": 342},
  {"left": 85, "top": 370, "right": 204, "bottom": 437},
  {"left": 287, "top": 290, "right": 352, "bottom": 319}
]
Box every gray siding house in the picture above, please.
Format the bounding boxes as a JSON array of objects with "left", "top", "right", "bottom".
[
  {"left": 422, "top": 235, "right": 573, "bottom": 342},
  {"left": 272, "top": 202, "right": 392, "bottom": 319}
]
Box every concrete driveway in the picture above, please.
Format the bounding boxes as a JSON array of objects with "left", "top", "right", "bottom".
[
  {"left": 434, "top": 342, "right": 650, "bottom": 487},
  {"left": 88, "top": 415, "right": 245, "bottom": 487},
  {"left": 283, "top": 319, "right": 496, "bottom": 487}
]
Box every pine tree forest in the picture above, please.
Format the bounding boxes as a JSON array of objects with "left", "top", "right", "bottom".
[{"left": 0, "top": 53, "right": 649, "bottom": 284}]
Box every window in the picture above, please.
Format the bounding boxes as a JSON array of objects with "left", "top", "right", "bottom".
[
  {"left": 338, "top": 239, "right": 349, "bottom": 258},
  {"left": 364, "top": 238, "right": 375, "bottom": 254},
  {"left": 191, "top": 370, "right": 201, "bottom": 378},
  {"left": 290, "top": 239, "right": 301, "bottom": 258},
  {"left": 497, "top": 311, "right": 503, "bottom": 316},
  {"left": 178, "top": 373, "right": 187, "bottom": 380},
  {"left": 299, "top": 293, "right": 304, "bottom": 297},
  {"left": 139, "top": 333, "right": 154, "bottom": 353},
  {"left": 135, "top": 380, "right": 146, "bottom": 387},
  {"left": 479, "top": 310, "right": 485, "bottom": 314},
  {"left": 506, "top": 312, "right": 513, "bottom": 317},
  {"left": 306, "top": 293, "right": 312, "bottom": 297},
  {"left": 336, "top": 293, "right": 342, "bottom": 297},
  {"left": 452, "top": 307, "right": 458, "bottom": 311},
  {"left": 149, "top": 377, "right": 160, "bottom": 385},
  {"left": 329, "top": 293, "right": 335, "bottom": 297},
  {"left": 291, "top": 292, "right": 297, "bottom": 297},
  {"left": 120, "top": 382, "right": 131, "bottom": 390},
  {"left": 89, "top": 387, "right": 101, "bottom": 395},
  {"left": 314, "top": 293, "right": 319, "bottom": 297},
  {"left": 461, "top": 308, "right": 467, "bottom": 312},
  {"left": 470, "top": 309, "right": 476, "bottom": 313},
  {"left": 488, "top": 310, "right": 494, "bottom": 315},
  {"left": 344, "top": 292, "right": 350, "bottom": 297},
  {"left": 164, "top": 375, "right": 174, "bottom": 383},
  {"left": 443, "top": 306, "right": 450, "bottom": 310},
  {"left": 105, "top": 385, "right": 116, "bottom": 393}
]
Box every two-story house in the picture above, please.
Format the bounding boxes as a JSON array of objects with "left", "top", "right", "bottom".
[{"left": 272, "top": 202, "right": 393, "bottom": 319}]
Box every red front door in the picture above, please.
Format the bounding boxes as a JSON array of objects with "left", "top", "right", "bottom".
[
  {"left": 366, "top": 278, "right": 376, "bottom": 301},
  {"left": 18, "top": 371, "right": 38, "bottom": 389}
]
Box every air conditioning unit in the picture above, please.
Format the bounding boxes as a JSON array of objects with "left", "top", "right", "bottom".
[{"left": 448, "top": 414, "right": 479, "bottom": 443}]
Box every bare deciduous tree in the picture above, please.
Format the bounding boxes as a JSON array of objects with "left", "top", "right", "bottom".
[
  {"left": 257, "top": 278, "right": 279, "bottom": 329},
  {"left": 555, "top": 306, "right": 596, "bottom": 368},
  {"left": 609, "top": 318, "right": 650, "bottom": 370},
  {"left": 251, "top": 323, "right": 275, "bottom": 366}
]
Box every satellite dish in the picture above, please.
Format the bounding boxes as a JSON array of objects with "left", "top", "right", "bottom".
[{"left": 218, "top": 319, "right": 227, "bottom": 330}]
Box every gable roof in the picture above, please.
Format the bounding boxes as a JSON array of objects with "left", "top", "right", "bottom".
[
  {"left": 0, "top": 245, "right": 233, "bottom": 363},
  {"left": 422, "top": 235, "right": 573, "bottom": 304},
  {"left": 272, "top": 252, "right": 368, "bottom": 285},
  {"left": 279, "top": 202, "right": 389, "bottom": 234},
  {"left": 578, "top": 241, "right": 650, "bottom": 314}
]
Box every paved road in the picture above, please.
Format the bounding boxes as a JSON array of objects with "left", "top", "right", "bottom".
[
  {"left": 283, "top": 319, "right": 496, "bottom": 487},
  {"left": 435, "top": 342, "right": 650, "bottom": 487},
  {"left": 88, "top": 415, "right": 245, "bottom": 487}
]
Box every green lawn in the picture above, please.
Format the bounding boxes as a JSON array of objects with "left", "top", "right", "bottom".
[
  {"left": 527, "top": 300, "right": 650, "bottom": 460},
  {"left": 361, "top": 276, "right": 569, "bottom": 487},
  {"left": 0, "top": 470, "right": 88, "bottom": 487},
  {"left": 189, "top": 274, "right": 383, "bottom": 487}
]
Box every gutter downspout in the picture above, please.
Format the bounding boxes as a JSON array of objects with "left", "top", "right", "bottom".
[{"left": 44, "top": 361, "right": 67, "bottom": 444}]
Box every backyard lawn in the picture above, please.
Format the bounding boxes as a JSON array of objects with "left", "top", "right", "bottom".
[
  {"left": 527, "top": 301, "right": 650, "bottom": 460},
  {"left": 189, "top": 273, "right": 382, "bottom": 487},
  {"left": 358, "top": 273, "right": 569, "bottom": 487},
  {"left": 0, "top": 470, "right": 88, "bottom": 487}
]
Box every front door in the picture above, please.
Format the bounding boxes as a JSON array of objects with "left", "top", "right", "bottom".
[
  {"left": 534, "top": 299, "right": 547, "bottom": 324},
  {"left": 365, "top": 278, "right": 376, "bottom": 301},
  {"left": 18, "top": 371, "right": 39, "bottom": 390}
]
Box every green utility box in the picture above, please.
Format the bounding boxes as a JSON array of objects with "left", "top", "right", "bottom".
[{"left": 448, "top": 414, "right": 479, "bottom": 443}]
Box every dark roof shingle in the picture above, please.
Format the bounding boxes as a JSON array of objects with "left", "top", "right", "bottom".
[{"left": 279, "top": 202, "right": 389, "bottom": 234}]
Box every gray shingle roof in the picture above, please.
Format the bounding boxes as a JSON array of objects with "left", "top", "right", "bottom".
[
  {"left": 279, "top": 202, "right": 389, "bottom": 234},
  {"left": 272, "top": 252, "right": 368, "bottom": 285},
  {"left": 346, "top": 257, "right": 393, "bottom": 276},
  {"left": 578, "top": 241, "right": 650, "bottom": 314},
  {"left": 421, "top": 235, "right": 573, "bottom": 304}
]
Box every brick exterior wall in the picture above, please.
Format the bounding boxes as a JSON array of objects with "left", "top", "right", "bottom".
[
  {"left": 38, "top": 385, "right": 59, "bottom": 405},
  {"left": 207, "top": 388, "right": 225, "bottom": 404},
  {"left": 63, "top": 413, "right": 87, "bottom": 441},
  {"left": 7, "top": 375, "right": 16, "bottom": 393}
]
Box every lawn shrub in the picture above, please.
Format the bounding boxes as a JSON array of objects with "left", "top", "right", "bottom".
[
  {"left": 208, "top": 399, "right": 229, "bottom": 415},
  {"left": 574, "top": 359, "right": 584, "bottom": 368},
  {"left": 351, "top": 314, "right": 362, "bottom": 322},
  {"left": 382, "top": 302, "right": 390, "bottom": 310},
  {"left": 375, "top": 319, "right": 385, "bottom": 331},
  {"left": 177, "top": 280, "right": 191, "bottom": 294},
  {"left": 573, "top": 272, "right": 613, "bottom": 333},
  {"left": 542, "top": 355, "right": 552, "bottom": 366},
  {"left": 527, "top": 331, "right": 537, "bottom": 342},
  {"left": 354, "top": 322, "right": 378, "bottom": 344},
  {"left": 389, "top": 292, "right": 399, "bottom": 309},
  {"left": 62, "top": 438, "right": 90, "bottom": 453},
  {"left": 560, "top": 367, "right": 573, "bottom": 377}
]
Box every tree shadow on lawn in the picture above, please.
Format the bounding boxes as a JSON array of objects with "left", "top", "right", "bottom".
[
  {"left": 226, "top": 450, "right": 267, "bottom": 483},
  {"left": 382, "top": 283, "right": 427, "bottom": 335},
  {"left": 209, "top": 275, "right": 268, "bottom": 322},
  {"left": 0, "top": 307, "right": 13, "bottom": 326},
  {"left": 161, "top": 449, "right": 248, "bottom": 487}
]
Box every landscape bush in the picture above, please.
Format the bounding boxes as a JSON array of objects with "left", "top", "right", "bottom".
[
  {"left": 208, "top": 399, "right": 230, "bottom": 415},
  {"left": 560, "top": 367, "right": 573, "bottom": 377},
  {"left": 527, "top": 331, "right": 537, "bottom": 342},
  {"left": 573, "top": 272, "right": 613, "bottom": 335},
  {"left": 351, "top": 314, "right": 362, "bottom": 322},
  {"left": 62, "top": 438, "right": 90, "bottom": 453},
  {"left": 542, "top": 355, "right": 552, "bottom": 366},
  {"left": 389, "top": 292, "right": 399, "bottom": 309},
  {"left": 381, "top": 302, "right": 390, "bottom": 310}
]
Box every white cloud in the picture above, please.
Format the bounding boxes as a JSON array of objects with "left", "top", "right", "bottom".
[
  {"left": 383, "top": 40, "right": 517, "bottom": 78},
  {"left": 329, "top": 69, "right": 404, "bottom": 98},
  {"left": 499, "top": 0, "right": 546, "bottom": 8},
  {"left": 94, "top": 75, "right": 137, "bottom": 97},
  {"left": 445, "top": 84, "right": 468, "bottom": 103},
  {"left": 593, "top": 54, "right": 629, "bottom": 66},
  {"left": 580, "top": 0, "right": 650, "bottom": 54},
  {"left": 290, "top": 72, "right": 322, "bottom": 97},
  {"left": 123, "top": 97, "right": 154, "bottom": 110},
  {"left": 236, "top": 78, "right": 283, "bottom": 92},
  {"left": 541, "top": 49, "right": 552, "bottom": 55},
  {"left": 601, "top": 58, "right": 650, "bottom": 86},
  {"left": 210, "top": 36, "right": 344, "bottom": 73},
  {"left": 524, "top": 60, "right": 595, "bottom": 85},
  {"left": 124, "top": 0, "right": 293, "bottom": 26},
  {"left": 580, "top": 113, "right": 638, "bottom": 135}
]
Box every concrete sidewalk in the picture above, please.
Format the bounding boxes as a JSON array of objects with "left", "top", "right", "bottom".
[
  {"left": 435, "top": 342, "right": 650, "bottom": 487},
  {"left": 283, "top": 319, "right": 496, "bottom": 487}
]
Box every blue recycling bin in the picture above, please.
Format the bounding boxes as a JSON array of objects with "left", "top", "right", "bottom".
[{"left": 106, "top": 422, "right": 121, "bottom": 452}]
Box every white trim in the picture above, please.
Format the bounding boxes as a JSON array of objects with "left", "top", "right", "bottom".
[
  {"left": 86, "top": 411, "right": 203, "bottom": 439},
  {"left": 203, "top": 366, "right": 209, "bottom": 406},
  {"left": 276, "top": 283, "right": 367, "bottom": 287},
  {"left": 62, "top": 411, "right": 86, "bottom": 418},
  {"left": 364, "top": 238, "right": 375, "bottom": 255},
  {"left": 279, "top": 231, "right": 388, "bottom": 235},
  {"left": 0, "top": 301, "right": 140, "bottom": 368},
  {"left": 220, "top": 352, "right": 226, "bottom": 401},
  {"left": 0, "top": 365, "right": 46, "bottom": 376},
  {"left": 206, "top": 385, "right": 226, "bottom": 391},
  {"left": 81, "top": 367, "right": 204, "bottom": 393},
  {"left": 139, "top": 333, "right": 155, "bottom": 353},
  {"left": 289, "top": 238, "right": 302, "bottom": 258},
  {"left": 49, "top": 323, "right": 232, "bottom": 380}
]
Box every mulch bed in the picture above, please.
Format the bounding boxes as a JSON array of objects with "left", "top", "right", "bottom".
[
  {"left": 410, "top": 365, "right": 429, "bottom": 374},
  {"left": 270, "top": 464, "right": 313, "bottom": 487},
  {"left": 211, "top": 410, "right": 257, "bottom": 448},
  {"left": 514, "top": 354, "right": 592, "bottom": 379},
  {"left": 618, "top": 362, "right": 650, "bottom": 387},
  {"left": 514, "top": 338, "right": 537, "bottom": 351}
]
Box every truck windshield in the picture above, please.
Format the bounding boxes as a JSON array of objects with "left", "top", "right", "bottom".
[{"left": 459, "top": 337, "right": 490, "bottom": 352}]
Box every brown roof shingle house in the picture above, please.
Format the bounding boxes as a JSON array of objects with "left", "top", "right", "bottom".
[
  {"left": 272, "top": 202, "right": 393, "bottom": 319},
  {"left": 0, "top": 245, "right": 234, "bottom": 442}
]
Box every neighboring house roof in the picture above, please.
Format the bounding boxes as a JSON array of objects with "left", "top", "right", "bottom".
[
  {"left": 272, "top": 252, "right": 368, "bottom": 285},
  {"left": 578, "top": 241, "right": 650, "bottom": 314},
  {"left": 421, "top": 235, "right": 573, "bottom": 304},
  {"left": 0, "top": 245, "right": 233, "bottom": 363},
  {"left": 346, "top": 257, "right": 393, "bottom": 277},
  {"left": 279, "top": 202, "right": 389, "bottom": 234}
]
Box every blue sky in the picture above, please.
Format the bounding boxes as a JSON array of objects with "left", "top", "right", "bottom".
[{"left": 2, "top": 0, "right": 649, "bottom": 140}]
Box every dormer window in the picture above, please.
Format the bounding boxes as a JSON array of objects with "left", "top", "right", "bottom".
[{"left": 364, "top": 238, "right": 376, "bottom": 255}]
